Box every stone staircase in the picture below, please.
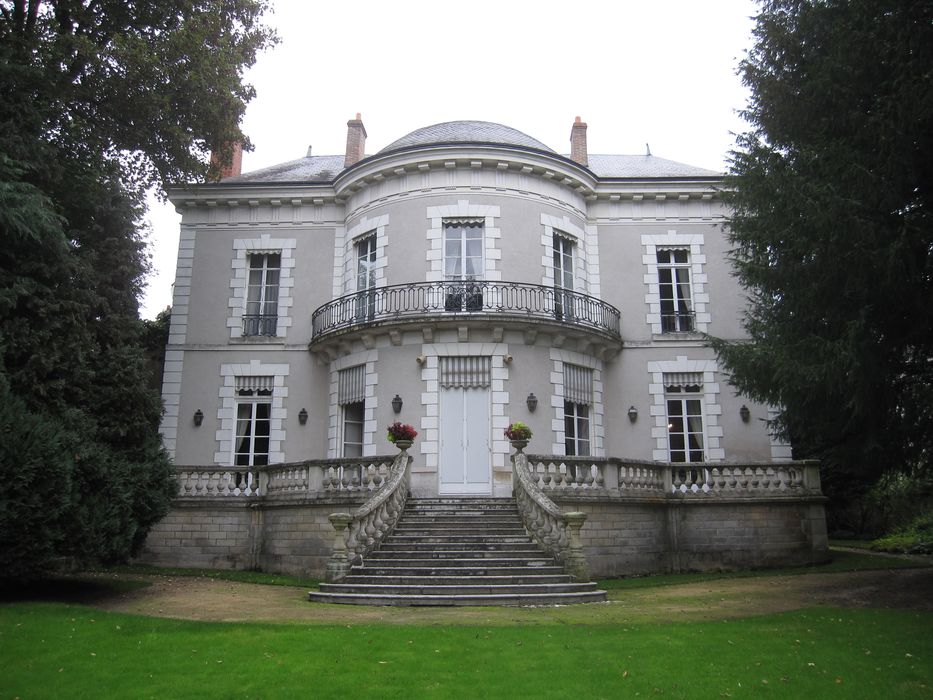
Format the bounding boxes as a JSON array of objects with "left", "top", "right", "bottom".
[{"left": 308, "top": 497, "right": 607, "bottom": 606}]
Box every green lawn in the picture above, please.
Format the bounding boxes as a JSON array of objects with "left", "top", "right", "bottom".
[{"left": 2, "top": 602, "right": 930, "bottom": 699}]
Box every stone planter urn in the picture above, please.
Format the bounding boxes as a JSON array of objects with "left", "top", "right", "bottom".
[
  {"left": 510, "top": 439, "right": 529, "bottom": 452},
  {"left": 394, "top": 439, "right": 413, "bottom": 451}
]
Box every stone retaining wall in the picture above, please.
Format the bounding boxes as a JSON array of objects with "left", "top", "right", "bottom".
[{"left": 139, "top": 494, "right": 828, "bottom": 580}]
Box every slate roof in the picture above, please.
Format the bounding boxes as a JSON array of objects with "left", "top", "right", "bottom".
[
  {"left": 222, "top": 154, "right": 345, "bottom": 184},
  {"left": 378, "top": 120, "right": 556, "bottom": 155},
  {"left": 585, "top": 154, "right": 721, "bottom": 178},
  {"left": 220, "top": 122, "right": 722, "bottom": 183}
]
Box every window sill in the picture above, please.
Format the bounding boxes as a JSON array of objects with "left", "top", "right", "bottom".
[
  {"left": 230, "top": 335, "right": 285, "bottom": 345},
  {"left": 651, "top": 332, "right": 705, "bottom": 343}
]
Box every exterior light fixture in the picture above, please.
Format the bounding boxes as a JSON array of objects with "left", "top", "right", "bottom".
[
  {"left": 193, "top": 409, "right": 204, "bottom": 427},
  {"left": 298, "top": 408, "right": 308, "bottom": 425},
  {"left": 740, "top": 405, "right": 751, "bottom": 423},
  {"left": 627, "top": 405, "right": 638, "bottom": 423},
  {"left": 392, "top": 394, "right": 403, "bottom": 414},
  {"left": 526, "top": 392, "right": 538, "bottom": 412}
]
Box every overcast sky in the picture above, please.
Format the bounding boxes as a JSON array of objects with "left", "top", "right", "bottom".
[{"left": 141, "top": 0, "right": 759, "bottom": 319}]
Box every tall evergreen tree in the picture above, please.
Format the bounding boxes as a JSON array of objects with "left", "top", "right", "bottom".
[
  {"left": 0, "top": 1, "right": 275, "bottom": 580},
  {"left": 714, "top": 0, "right": 933, "bottom": 498}
]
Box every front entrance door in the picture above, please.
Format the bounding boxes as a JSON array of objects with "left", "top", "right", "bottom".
[{"left": 439, "top": 386, "right": 491, "bottom": 494}]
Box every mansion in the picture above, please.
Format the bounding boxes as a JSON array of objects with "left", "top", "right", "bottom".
[{"left": 144, "top": 116, "right": 827, "bottom": 582}]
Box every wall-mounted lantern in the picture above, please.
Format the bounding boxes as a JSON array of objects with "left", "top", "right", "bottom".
[
  {"left": 740, "top": 405, "right": 751, "bottom": 423},
  {"left": 298, "top": 408, "right": 308, "bottom": 425},
  {"left": 526, "top": 392, "right": 538, "bottom": 412},
  {"left": 193, "top": 409, "right": 204, "bottom": 427},
  {"left": 392, "top": 394, "right": 403, "bottom": 414},
  {"left": 627, "top": 405, "right": 638, "bottom": 423}
]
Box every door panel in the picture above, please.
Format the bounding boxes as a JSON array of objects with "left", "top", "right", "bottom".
[{"left": 439, "top": 387, "right": 491, "bottom": 494}]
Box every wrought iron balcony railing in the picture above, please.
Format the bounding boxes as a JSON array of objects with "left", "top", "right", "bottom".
[
  {"left": 242, "top": 314, "right": 278, "bottom": 337},
  {"left": 660, "top": 310, "right": 696, "bottom": 333},
  {"left": 311, "top": 280, "right": 621, "bottom": 342}
]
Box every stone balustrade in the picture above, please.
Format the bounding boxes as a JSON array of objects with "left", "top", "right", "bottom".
[
  {"left": 524, "top": 455, "right": 821, "bottom": 498},
  {"left": 325, "top": 448, "right": 413, "bottom": 582},
  {"left": 511, "top": 449, "right": 590, "bottom": 581},
  {"left": 174, "top": 456, "right": 398, "bottom": 499}
]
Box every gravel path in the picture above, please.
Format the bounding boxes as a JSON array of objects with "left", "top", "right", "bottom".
[{"left": 78, "top": 566, "right": 933, "bottom": 626}]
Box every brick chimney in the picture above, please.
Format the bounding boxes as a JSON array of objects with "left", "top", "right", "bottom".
[
  {"left": 209, "top": 141, "right": 243, "bottom": 181},
  {"left": 344, "top": 113, "right": 367, "bottom": 167},
  {"left": 570, "top": 116, "right": 588, "bottom": 166}
]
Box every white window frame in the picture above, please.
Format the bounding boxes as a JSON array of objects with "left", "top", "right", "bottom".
[
  {"left": 233, "top": 387, "right": 273, "bottom": 466},
  {"left": 341, "top": 401, "right": 366, "bottom": 458},
  {"left": 227, "top": 234, "right": 296, "bottom": 340},
  {"left": 355, "top": 233, "right": 377, "bottom": 321},
  {"left": 243, "top": 252, "right": 281, "bottom": 337},
  {"left": 563, "top": 400, "right": 590, "bottom": 456},
  {"left": 553, "top": 233, "right": 575, "bottom": 320},
  {"left": 656, "top": 248, "right": 694, "bottom": 333},
  {"left": 665, "top": 382, "right": 705, "bottom": 463},
  {"left": 641, "top": 231, "right": 710, "bottom": 335}
]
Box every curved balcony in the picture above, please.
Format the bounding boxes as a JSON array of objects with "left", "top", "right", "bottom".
[{"left": 310, "top": 280, "right": 621, "bottom": 345}]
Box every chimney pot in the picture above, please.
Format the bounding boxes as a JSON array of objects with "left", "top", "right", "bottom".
[{"left": 345, "top": 113, "right": 367, "bottom": 167}]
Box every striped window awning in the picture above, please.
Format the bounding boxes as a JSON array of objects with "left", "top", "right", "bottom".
[
  {"left": 235, "top": 375, "right": 274, "bottom": 392},
  {"left": 664, "top": 372, "right": 703, "bottom": 388},
  {"left": 443, "top": 218, "right": 484, "bottom": 227},
  {"left": 338, "top": 365, "right": 367, "bottom": 405},
  {"left": 439, "top": 356, "right": 491, "bottom": 389},
  {"left": 564, "top": 363, "right": 593, "bottom": 405}
]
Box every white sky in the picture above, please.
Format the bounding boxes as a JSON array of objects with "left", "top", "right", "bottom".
[{"left": 141, "top": 0, "right": 758, "bottom": 319}]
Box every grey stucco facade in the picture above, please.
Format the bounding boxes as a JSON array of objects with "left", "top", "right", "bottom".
[{"left": 142, "top": 118, "right": 827, "bottom": 578}]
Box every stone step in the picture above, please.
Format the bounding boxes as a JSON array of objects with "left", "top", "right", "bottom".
[
  {"left": 393, "top": 526, "right": 528, "bottom": 536},
  {"left": 386, "top": 535, "right": 532, "bottom": 544},
  {"left": 379, "top": 542, "right": 540, "bottom": 553},
  {"left": 398, "top": 516, "right": 523, "bottom": 524},
  {"left": 406, "top": 498, "right": 515, "bottom": 505},
  {"left": 363, "top": 554, "right": 554, "bottom": 565},
  {"left": 307, "top": 590, "right": 608, "bottom": 607},
  {"left": 337, "top": 573, "right": 574, "bottom": 585},
  {"left": 312, "top": 495, "right": 605, "bottom": 607},
  {"left": 370, "top": 548, "right": 545, "bottom": 559},
  {"left": 318, "top": 582, "right": 601, "bottom": 595},
  {"left": 348, "top": 565, "right": 567, "bottom": 577}
]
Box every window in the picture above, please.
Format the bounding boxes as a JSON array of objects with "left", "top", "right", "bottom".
[
  {"left": 342, "top": 402, "right": 365, "bottom": 457},
  {"left": 355, "top": 235, "right": 377, "bottom": 321},
  {"left": 443, "top": 220, "right": 484, "bottom": 311},
  {"left": 665, "top": 380, "right": 704, "bottom": 463},
  {"left": 244, "top": 253, "right": 280, "bottom": 336},
  {"left": 553, "top": 234, "right": 575, "bottom": 320},
  {"left": 233, "top": 382, "right": 273, "bottom": 466},
  {"left": 657, "top": 248, "right": 694, "bottom": 332},
  {"left": 563, "top": 363, "right": 593, "bottom": 457},
  {"left": 564, "top": 401, "right": 590, "bottom": 456},
  {"left": 338, "top": 365, "right": 366, "bottom": 457}
]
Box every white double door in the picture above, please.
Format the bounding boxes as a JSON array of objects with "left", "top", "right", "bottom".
[{"left": 439, "top": 386, "right": 491, "bottom": 494}]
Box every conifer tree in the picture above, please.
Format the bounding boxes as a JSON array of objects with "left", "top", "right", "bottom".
[
  {"left": 714, "top": 0, "right": 933, "bottom": 497},
  {"left": 0, "top": 1, "right": 276, "bottom": 580}
]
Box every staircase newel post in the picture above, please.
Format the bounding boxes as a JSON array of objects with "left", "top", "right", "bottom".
[
  {"left": 325, "top": 512, "right": 353, "bottom": 582},
  {"left": 562, "top": 512, "right": 590, "bottom": 582}
]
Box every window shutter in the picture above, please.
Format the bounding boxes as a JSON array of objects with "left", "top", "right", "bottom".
[
  {"left": 663, "top": 372, "right": 703, "bottom": 389},
  {"left": 439, "top": 356, "right": 491, "bottom": 389},
  {"left": 235, "top": 376, "right": 274, "bottom": 392},
  {"left": 338, "top": 365, "right": 367, "bottom": 404},
  {"left": 564, "top": 364, "right": 593, "bottom": 405}
]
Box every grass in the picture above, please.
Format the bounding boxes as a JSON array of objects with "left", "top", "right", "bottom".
[
  {"left": 88, "top": 547, "right": 926, "bottom": 595},
  {"left": 99, "top": 564, "right": 319, "bottom": 588},
  {"left": 1, "top": 602, "right": 930, "bottom": 699},
  {"left": 599, "top": 548, "right": 929, "bottom": 590}
]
